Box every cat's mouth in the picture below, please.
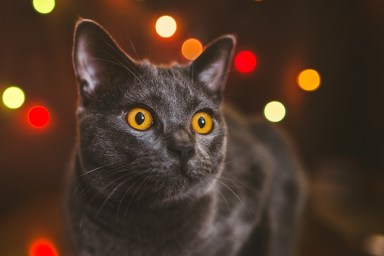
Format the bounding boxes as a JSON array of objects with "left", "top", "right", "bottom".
[
  {"left": 178, "top": 162, "right": 193, "bottom": 180},
  {"left": 171, "top": 159, "right": 210, "bottom": 185}
]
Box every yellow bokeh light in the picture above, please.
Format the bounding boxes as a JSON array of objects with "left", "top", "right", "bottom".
[
  {"left": 181, "top": 38, "right": 203, "bottom": 60},
  {"left": 264, "top": 101, "right": 286, "bottom": 123},
  {"left": 2, "top": 86, "right": 25, "bottom": 109},
  {"left": 32, "top": 0, "right": 55, "bottom": 14},
  {"left": 297, "top": 69, "right": 321, "bottom": 91},
  {"left": 155, "top": 15, "right": 177, "bottom": 38}
]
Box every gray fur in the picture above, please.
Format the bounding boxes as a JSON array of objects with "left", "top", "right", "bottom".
[{"left": 66, "top": 19, "right": 305, "bottom": 256}]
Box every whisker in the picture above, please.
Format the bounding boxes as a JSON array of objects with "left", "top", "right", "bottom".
[
  {"left": 217, "top": 189, "right": 230, "bottom": 210},
  {"left": 71, "top": 162, "right": 127, "bottom": 197},
  {"left": 79, "top": 169, "right": 147, "bottom": 229},
  {"left": 132, "top": 176, "right": 151, "bottom": 202},
  {"left": 71, "top": 162, "right": 119, "bottom": 181},
  {"left": 116, "top": 174, "right": 148, "bottom": 223},
  {"left": 101, "top": 42, "right": 146, "bottom": 85},
  {"left": 79, "top": 208, "right": 86, "bottom": 229},
  {"left": 104, "top": 41, "right": 139, "bottom": 70},
  {"left": 95, "top": 172, "right": 133, "bottom": 217},
  {"left": 76, "top": 165, "right": 131, "bottom": 198},
  {"left": 96, "top": 186, "right": 119, "bottom": 217},
  {"left": 91, "top": 56, "right": 145, "bottom": 86},
  {"left": 126, "top": 36, "right": 141, "bottom": 61},
  {"left": 216, "top": 179, "right": 251, "bottom": 217},
  {"left": 217, "top": 176, "right": 245, "bottom": 189}
]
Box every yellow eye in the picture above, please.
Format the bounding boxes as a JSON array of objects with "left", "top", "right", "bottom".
[
  {"left": 127, "top": 107, "right": 153, "bottom": 131},
  {"left": 191, "top": 112, "right": 213, "bottom": 134}
]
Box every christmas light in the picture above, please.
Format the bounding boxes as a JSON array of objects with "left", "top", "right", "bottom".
[
  {"left": 29, "top": 238, "right": 58, "bottom": 256},
  {"left": 234, "top": 51, "right": 257, "bottom": 73},
  {"left": 28, "top": 106, "right": 51, "bottom": 128},
  {"left": 297, "top": 69, "right": 321, "bottom": 92},
  {"left": 32, "top": 0, "right": 55, "bottom": 14},
  {"left": 2, "top": 86, "right": 25, "bottom": 109},
  {"left": 181, "top": 38, "right": 203, "bottom": 60},
  {"left": 155, "top": 15, "right": 177, "bottom": 38},
  {"left": 264, "top": 101, "right": 286, "bottom": 122}
]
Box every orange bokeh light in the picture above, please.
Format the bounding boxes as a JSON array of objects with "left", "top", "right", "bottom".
[
  {"left": 181, "top": 38, "right": 203, "bottom": 60},
  {"left": 297, "top": 69, "right": 321, "bottom": 91},
  {"left": 29, "top": 238, "right": 59, "bottom": 256}
]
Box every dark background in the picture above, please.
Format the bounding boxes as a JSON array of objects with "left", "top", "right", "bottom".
[{"left": 0, "top": 0, "right": 383, "bottom": 255}]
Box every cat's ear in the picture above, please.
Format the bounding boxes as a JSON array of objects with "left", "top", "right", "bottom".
[
  {"left": 190, "top": 35, "right": 236, "bottom": 100},
  {"left": 73, "top": 19, "right": 137, "bottom": 106}
]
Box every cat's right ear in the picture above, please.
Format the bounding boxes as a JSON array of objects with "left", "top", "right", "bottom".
[
  {"left": 190, "top": 35, "right": 236, "bottom": 102},
  {"left": 73, "top": 19, "right": 137, "bottom": 106}
]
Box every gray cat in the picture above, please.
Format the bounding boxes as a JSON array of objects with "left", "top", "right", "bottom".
[{"left": 66, "top": 19, "right": 305, "bottom": 256}]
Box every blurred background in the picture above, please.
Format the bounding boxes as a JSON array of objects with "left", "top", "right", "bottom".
[{"left": 0, "top": 0, "right": 383, "bottom": 255}]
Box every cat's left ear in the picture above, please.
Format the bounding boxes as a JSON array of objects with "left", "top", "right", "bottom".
[
  {"left": 190, "top": 35, "right": 236, "bottom": 100},
  {"left": 73, "top": 19, "right": 138, "bottom": 106}
]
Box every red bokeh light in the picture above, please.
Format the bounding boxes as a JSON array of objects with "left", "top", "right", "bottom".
[
  {"left": 28, "top": 106, "right": 50, "bottom": 128},
  {"left": 234, "top": 50, "right": 257, "bottom": 73},
  {"left": 29, "top": 238, "right": 59, "bottom": 256}
]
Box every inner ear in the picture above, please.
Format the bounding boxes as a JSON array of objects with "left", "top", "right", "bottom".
[
  {"left": 190, "top": 35, "right": 236, "bottom": 100},
  {"left": 73, "top": 19, "right": 139, "bottom": 105}
]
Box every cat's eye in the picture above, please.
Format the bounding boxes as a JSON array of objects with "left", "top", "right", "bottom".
[
  {"left": 127, "top": 107, "right": 153, "bottom": 131},
  {"left": 191, "top": 112, "right": 213, "bottom": 134}
]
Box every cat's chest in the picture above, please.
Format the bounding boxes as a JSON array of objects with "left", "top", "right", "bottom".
[{"left": 74, "top": 211, "right": 252, "bottom": 256}]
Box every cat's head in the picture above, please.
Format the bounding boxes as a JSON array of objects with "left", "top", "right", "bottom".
[{"left": 73, "top": 19, "right": 235, "bottom": 207}]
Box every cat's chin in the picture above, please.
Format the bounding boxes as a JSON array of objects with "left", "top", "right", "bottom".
[
  {"left": 174, "top": 163, "right": 204, "bottom": 182},
  {"left": 151, "top": 173, "right": 217, "bottom": 207},
  {"left": 152, "top": 159, "right": 224, "bottom": 205},
  {"left": 119, "top": 168, "right": 217, "bottom": 208}
]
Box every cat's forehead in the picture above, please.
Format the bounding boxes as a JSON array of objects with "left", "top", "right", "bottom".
[{"left": 122, "top": 64, "right": 216, "bottom": 116}]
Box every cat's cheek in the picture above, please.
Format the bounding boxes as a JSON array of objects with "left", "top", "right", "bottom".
[
  {"left": 208, "top": 135, "right": 226, "bottom": 157},
  {"left": 122, "top": 127, "right": 164, "bottom": 151},
  {"left": 196, "top": 129, "right": 225, "bottom": 157}
]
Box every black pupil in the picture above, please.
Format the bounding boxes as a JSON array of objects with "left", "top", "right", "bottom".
[
  {"left": 135, "top": 112, "right": 145, "bottom": 125},
  {"left": 198, "top": 117, "right": 206, "bottom": 128}
]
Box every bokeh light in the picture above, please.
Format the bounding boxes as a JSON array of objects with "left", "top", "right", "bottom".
[
  {"left": 2, "top": 86, "right": 25, "bottom": 109},
  {"left": 29, "top": 238, "right": 59, "bottom": 256},
  {"left": 365, "top": 234, "right": 384, "bottom": 256},
  {"left": 264, "top": 101, "right": 286, "bottom": 122},
  {"left": 28, "top": 106, "right": 51, "bottom": 128},
  {"left": 155, "top": 15, "right": 177, "bottom": 38},
  {"left": 32, "top": 0, "right": 55, "bottom": 14},
  {"left": 181, "top": 38, "right": 203, "bottom": 60},
  {"left": 234, "top": 50, "right": 257, "bottom": 73},
  {"left": 297, "top": 69, "right": 321, "bottom": 91}
]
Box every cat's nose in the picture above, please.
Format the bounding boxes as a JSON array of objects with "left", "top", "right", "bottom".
[
  {"left": 167, "top": 129, "right": 195, "bottom": 161},
  {"left": 168, "top": 143, "right": 195, "bottom": 161}
]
